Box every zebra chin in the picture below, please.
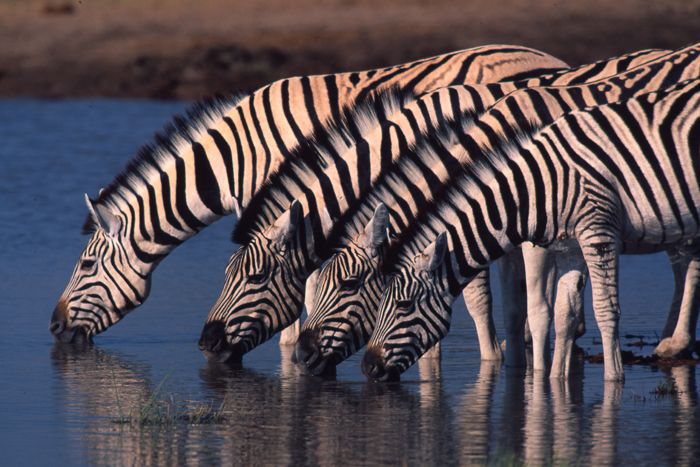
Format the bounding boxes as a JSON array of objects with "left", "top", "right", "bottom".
[
  {"left": 297, "top": 351, "right": 342, "bottom": 377},
  {"left": 294, "top": 329, "right": 339, "bottom": 377},
  {"left": 49, "top": 304, "right": 94, "bottom": 346},
  {"left": 50, "top": 323, "right": 93, "bottom": 346},
  {"left": 198, "top": 321, "right": 245, "bottom": 365}
]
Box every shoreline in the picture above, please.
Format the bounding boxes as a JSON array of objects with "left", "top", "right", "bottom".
[{"left": 1, "top": 0, "right": 698, "bottom": 100}]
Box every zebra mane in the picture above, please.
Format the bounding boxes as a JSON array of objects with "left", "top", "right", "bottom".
[
  {"left": 81, "top": 93, "right": 247, "bottom": 234},
  {"left": 230, "top": 86, "right": 416, "bottom": 245},
  {"left": 320, "top": 116, "right": 471, "bottom": 258},
  {"left": 381, "top": 116, "right": 540, "bottom": 275}
]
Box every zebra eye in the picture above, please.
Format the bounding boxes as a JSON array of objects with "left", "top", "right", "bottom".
[
  {"left": 396, "top": 299, "right": 413, "bottom": 310},
  {"left": 80, "top": 259, "right": 96, "bottom": 270},
  {"left": 340, "top": 277, "right": 360, "bottom": 292},
  {"left": 248, "top": 272, "right": 267, "bottom": 284}
]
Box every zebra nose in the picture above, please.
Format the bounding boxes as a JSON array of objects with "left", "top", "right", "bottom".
[
  {"left": 295, "top": 329, "right": 320, "bottom": 365},
  {"left": 199, "top": 321, "right": 227, "bottom": 353},
  {"left": 362, "top": 347, "right": 390, "bottom": 381},
  {"left": 49, "top": 319, "right": 64, "bottom": 336}
]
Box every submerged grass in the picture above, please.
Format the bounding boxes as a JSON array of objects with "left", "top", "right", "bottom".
[
  {"left": 111, "top": 372, "right": 227, "bottom": 427},
  {"left": 650, "top": 380, "right": 680, "bottom": 398}
]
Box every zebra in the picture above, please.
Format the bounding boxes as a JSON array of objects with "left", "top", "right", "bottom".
[
  {"left": 199, "top": 45, "right": 698, "bottom": 366},
  {"left": 363, "top": 77, "right": 700, "bottom": 382},
  {"left": 48, "top": 44, "right": 569, "bottom": 344},
  {"left": 302, "top": 43, "right": 700, "bottom": 377}
]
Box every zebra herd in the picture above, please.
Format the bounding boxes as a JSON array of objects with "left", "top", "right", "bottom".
[{"left": 50, "top": 43, "right": 700, "bottom": 382}]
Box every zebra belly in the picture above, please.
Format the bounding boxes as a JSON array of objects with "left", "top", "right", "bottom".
[{"left": 621, "top": 206, "right": 700, "bottom": 246}]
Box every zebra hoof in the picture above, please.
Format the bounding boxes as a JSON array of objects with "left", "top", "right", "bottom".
[{"left": 655, "top": 336, "right": 694, "bottom": 360}]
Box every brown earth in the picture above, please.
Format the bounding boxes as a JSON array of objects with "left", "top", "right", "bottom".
[{"left": 0, "top": 0, "right": 699, "bottom": 99}]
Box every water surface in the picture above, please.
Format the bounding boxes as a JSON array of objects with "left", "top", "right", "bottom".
[{"left": 0, "top": 100, "right": 698, "bottom": 466}]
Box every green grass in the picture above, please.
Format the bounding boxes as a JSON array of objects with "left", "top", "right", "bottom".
[{"left": 111, "top": 372, "right": 227, "bottom": 427}]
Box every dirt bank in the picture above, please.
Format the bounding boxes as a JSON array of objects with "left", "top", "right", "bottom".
[{"left": 0, "top": 0, "right": 698, "bottom": 99}]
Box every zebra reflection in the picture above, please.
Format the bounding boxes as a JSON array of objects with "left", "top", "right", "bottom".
[{"left": 51, "top": 345, "right": 220, "bottom": 465}]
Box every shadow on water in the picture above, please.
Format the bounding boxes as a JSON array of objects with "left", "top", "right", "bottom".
[{"left": 50, "top": 341, "right": 700, "bottom": 466}]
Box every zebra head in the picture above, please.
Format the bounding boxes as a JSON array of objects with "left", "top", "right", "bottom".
[
  {"left": 362, "top": 232, "right": 451, "bottom": 381},
  {"left": 50, "top": 195, "right": 152, "bottom": 344},
  {"left": 295, "top": 204, "right": 390, "bottom": 375},
  {"left": 200, "top": 201, "right": 307, "bottom": 363}
]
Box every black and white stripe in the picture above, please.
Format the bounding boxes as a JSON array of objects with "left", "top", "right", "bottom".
[
  {"left": 297, "top": 44, "right": 700, "bottom": 375},
  {"left": 201, "top": 45, "right": 698, "bottom": 366},
  {"left": 49, "top": 45, "right": 568, "bottom": 343},
  {"left": 365, "top": 78, "right": 700, "bottom": 382}
]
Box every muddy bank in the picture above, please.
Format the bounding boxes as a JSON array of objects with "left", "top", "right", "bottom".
[{"left": 1, "top": 0, "right": 698, "bottom": 99}]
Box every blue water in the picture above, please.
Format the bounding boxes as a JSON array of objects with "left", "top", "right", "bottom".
[{"left": 0, "top": 100, "right": 698, "bottom": 466}]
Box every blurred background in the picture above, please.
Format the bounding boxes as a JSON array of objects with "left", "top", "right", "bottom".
[{"left": 1, "top": 0, "right": 699, "bottom": 99}]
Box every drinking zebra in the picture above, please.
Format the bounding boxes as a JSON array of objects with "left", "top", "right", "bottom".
[
  {"left": 363, "top": 77, "right": 700, "bottom": 382},
  {"left": 297, "top": 44, "right": 700, "bottom": 376},
  {"left": 200, "top": 45, "right": 699, "bottom": 367},
  {"left": 49, "top": 45, "right": 568, "bottom": 343}
]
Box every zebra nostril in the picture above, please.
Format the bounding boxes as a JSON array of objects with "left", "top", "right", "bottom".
[
  {"left": 49, "top": 320, "right": 64, "bottom": 335},
  {"left": 295, "top": 329, "right": 320, "bottom": 365},
  {"left": 362, "top": 347, "right": 387, "bottom": 380},
  {"left": 199, "top": 321, "right": 227, "bottom": 353}
]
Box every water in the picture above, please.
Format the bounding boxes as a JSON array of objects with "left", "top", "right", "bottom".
[{"left": 0, "top": 100, "right": 698, "bottom": 466}]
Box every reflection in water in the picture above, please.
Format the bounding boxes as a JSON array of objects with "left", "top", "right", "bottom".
[
  {"left": 458, "top": 361, "right": 500, "bottom": 464},
  {"left": 667, "top": 366, "right": 698, "bottom": 467},
  {"left": 199, "top": 357, "right": 458, "bottom": 465},
  {"left": 550, "top": 375, "right": 584, "bottom": 463},
  {"left": 51, "top": 344, "right": 700, "bottom": 465},
  {"left": 51, "top": 344, "right": 223, "bottom": 465},
  {"left": 589, "top": 381, "right": 622, "bottom": 466}
]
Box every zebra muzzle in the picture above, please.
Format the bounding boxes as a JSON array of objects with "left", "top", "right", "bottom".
[
  {"left": 198, "top": 321, "right": 244, "bottom": 364},
  {"left": 361, "top": 347, "right": 399, "bottom": 382}
]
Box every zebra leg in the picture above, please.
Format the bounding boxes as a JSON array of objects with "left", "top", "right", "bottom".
[
  {"left": 659, "top": 246, "right": 687, "bottom": 339},
  {"left": 417, "top": 345, "right": 442, "bottom": 380},
  {"left": 551, "top": 271, "right": 585, "bottom": 379},
  {"left": 656, "top": 255, "right": 700, "bottom": 359},
  {"left": 279, "top": 319, "right": 301, "bottom": 346},
  {"left": 497, "top": 250, "right": 527, "bottom": 367},
  {"left": 420, "top": 272, "right": 443, "bottom": 366},
  {"left": 280, "top": 269, "right": 320, "bottom": 346},
  {"left": 579, "top": 237, "right": 624, "bottom": 382},
  {"left": 462, "top": 268, "right": 502, "bottom": 361},
  {"left": 521, "top": 243, "right": 556, "bottom": 372}
]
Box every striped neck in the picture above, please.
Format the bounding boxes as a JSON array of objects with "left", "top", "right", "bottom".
[{"left": 389, "top": 136, "right": 581, "bottom": 296}]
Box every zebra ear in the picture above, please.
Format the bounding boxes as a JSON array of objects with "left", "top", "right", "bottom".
[
  {"left": 415, "top": 232, "right": 448, "bottom": 272},
  {"left": 267, "top": 200, "right": 302, "bottom": 246},
  {"left": 84, "top": 193, "right": 120, "bottom": 236},
  {"left": 304, "top": 268, "right": 321, "bottom": 316},
  {"left": 358, "top": 204, "right": 389, "bottom": 256}
]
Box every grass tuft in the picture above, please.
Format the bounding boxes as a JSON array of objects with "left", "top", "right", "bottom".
[
  {"left": 111, "top": 373, "right": 227, "bottom": 427},
  {"left": 650, "top": 380, "right": 680, "bottom": 398}
]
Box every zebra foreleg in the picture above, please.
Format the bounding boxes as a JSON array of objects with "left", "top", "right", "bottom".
[
  {"left": 497, "top": 250, "right": 527, "bottom": 367},
  {"left": 462, "top": 268, "right": 502, "bottom": 361},
  {"left": 521, "top": 243, "right": 556, "bottom": 372},
  {"left": 280, "top": 269, "right": 320, "bottom": 346},
  {"left": 579, "top": 234, "right": 624, "bottom": 382},
  {"left": 551, "top": 270, "right": 585, "bottom": 379},
  {"left": 659, "top": 246, "right": 688, "bottom": 340},
  {"left": 656, "top": 254, "right": 700, "bottom": 359}
]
